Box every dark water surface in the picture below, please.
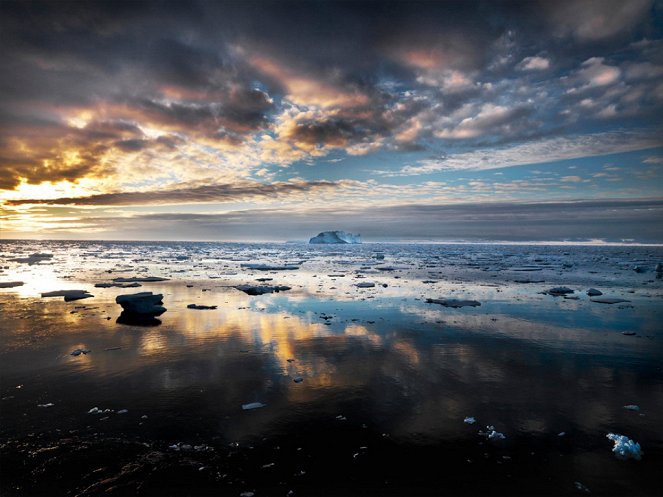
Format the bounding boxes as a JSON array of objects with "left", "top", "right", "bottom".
[{"left": 1, "top": 241, "right": 662, "bottom": 496}]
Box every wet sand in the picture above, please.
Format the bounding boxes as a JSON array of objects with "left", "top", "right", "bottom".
[{"left": 1, "top": 241, "right": 662, "bottom": 496}]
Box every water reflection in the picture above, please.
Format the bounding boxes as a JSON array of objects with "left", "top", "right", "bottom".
[{"left": 1, "top": 241, "right": 662, "bottom": 495}]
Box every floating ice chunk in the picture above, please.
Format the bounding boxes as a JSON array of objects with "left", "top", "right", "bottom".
[
  {"left": 426, "top": 298, "right": 481, "bottom": 308},
  {"left": 186, "top": 304, "right": 217, "bottom": 310},
  {"left": 488, "top": 430, "right": 506, "bottom": 440},
  {"left": 558, "top": 432, "right": 566, "bottom": 437},
  {"left": 623, "top": 405, "right": 640, "bottom": 411},
  {"left": 88, "top": 407, "right": 100, "bottom": 414},
  {"left": 42, "top": 290, "right": 93, "bottom": 302},
  {"left": 479, "top": 425, "right": 506, "bottom": 440},
  {"left": 574, "top": 481, "right": 591, "bottom": 493},
  {"left": 590, "top": 297, "right": 630, "bottom": 304},
  {"left": 240, "top": 492, "right": 255, "bottom": 497},
  {"left": 0, "top": 281, "right": 24, "bottom": 288},
  {"left": 117, "top": 409, "right": 128, "bottom": 414},
  {"left": 544, "top": 287, "right": 574, "bottom": 296},
  {"left": 234, "top": 285, "right": 291, "bottom": 295},
  {"left": 606, "top": 433, "right": 642, "bottom": 460},
  {"left": 464, "top": 416, "right": 476, "bottom": 425},
  {"left": 38, "top": 403, "right": 54, "bottom": 408},
  {"left": 242, "top": 402, "right": 266, "bottom": 410}
]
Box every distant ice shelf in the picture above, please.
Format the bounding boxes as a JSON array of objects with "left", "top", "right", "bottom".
[{"left": 309, "top": 231, "right": 362, "bottom": 244}]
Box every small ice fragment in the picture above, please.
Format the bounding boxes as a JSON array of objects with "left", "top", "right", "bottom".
[
  {"left": 242, "top": 402, "right": 266, "bottom": 410},
  {"left": 141, "top": 415, "right": 148, "bottom": 419},
  {"left": 169, "top": 443, "right": 180, "bottom": 451},
  {"left": 38, "top": 403, "right": 54, "bottom": 408},
  {"left": 623, "top": 405, "right": 640, "bottom": 411},
  {"left": 558, "top": 432, "right": 566, "bottom": 437},
  {"left": 488, "top": 430, "right": 506, "bottom": 440},
  {"left": 574, "top": 481, "right": 591, "bottom": 493},
  {"left": 480, "top": 425, "right": 505, "bottom": 440},
  {"left": 88, "top": 407, "right": 100, "bottom": 414},
  {"left": 606, "top": 433, "right": 642, "bottom": 460},
  {"left": 262, "top": 462, "right": 275, "bottom": 468},
  {"left": 464, "top": 416, "right": 476, "bottom": 425},
  {"left": 117, "top": 409, "right": 128, "bottom": 414},
  {"left": 240, "top": 492, "right": 255, "bottom": 497}
]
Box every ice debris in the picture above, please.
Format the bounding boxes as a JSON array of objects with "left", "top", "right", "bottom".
[
  {"left": 479, "top": 425, "right": 505, "bottom": 440},
  {"left": 41, "top": 289, "right": 93, "bottom": 302},
  {"left": 544, "top": 287, "right": 574, "bottom": 296},
  {"left": 187, "top": 304, "right": 217, "bottom": 310},
  {"left": 590, "top": 297, "right": 631, "bottom": 304},
  {"left": 623, "top": 405, "right": 640, "bottom": 411},
  {"left": 116, "top": 292, "right": 166, "bottom": 316},
  {"left": 242, "top": 402, "right": 266, "bottom": 410},
  {"left": 234, "top": 285, "right": 291, "bottom": 295},
  {"left": 37, "top": 403, "right": 54, "bottom": 408},
  {"left": 574, "top": 481, "right": 591, "bottom": 493},
  {"left": 464, "top": 416, "right": 476, "bottom": 425},
  {"left": 606, "top": 433, "right": 642, "bottom": 460},
  {"left": 0, "top": 281, "right": 24, "bottom": 288},
  {"left": 426, "top": 298, "right": 481, "bottom": 308}
]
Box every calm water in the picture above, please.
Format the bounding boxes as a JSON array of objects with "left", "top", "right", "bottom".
[{"left": 1, "top": 241, "right": 662, "bottom": 496}]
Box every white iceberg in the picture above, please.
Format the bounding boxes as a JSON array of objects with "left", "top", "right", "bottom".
[{"left": 309, "top": 231, "right": 362, "bottom": 244}]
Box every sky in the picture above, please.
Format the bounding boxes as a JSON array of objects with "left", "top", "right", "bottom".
[{"left": 1, "top": 0, "right": 662, "bottom": 243}]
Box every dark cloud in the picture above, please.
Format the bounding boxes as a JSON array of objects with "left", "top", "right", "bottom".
[
  {"left": 3, "top": 180, "right": 339, "bottom": 206},
  {"left": 0, "top": 0, "right": 661, "bottom": 191}
]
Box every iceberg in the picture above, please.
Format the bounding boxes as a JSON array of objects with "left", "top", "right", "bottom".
[{"left": 309, "top": 231, "right": 362, "bottom": 244}]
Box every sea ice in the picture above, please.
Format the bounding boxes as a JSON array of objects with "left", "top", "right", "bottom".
[
  {"left": 623, "top": 404, "right": 640, "bottom": 411},
  {"left": 606, "top": 433, "right": 642, "bottom": 460},
  {"left": 242, "top": 402, "right": 266, "bottom": 410},
  {"left": 234, "top": 285, "right": 291, "bottom": 295},
  {"left": 41, "top": 290, "right": 93, "bottom": 302},
  {"left": 590, "top": 297, "right": 631, "bottom": 304},
  {"left": 464, "top": 416, "right": 476, "bottom": 424},
  {"left": 426, "top": 298, "right": 481, "bottom": 308},
  {"left": 544, "top": 287, "right": 574, "bottom": 296},
  {"left": 116, "top": 292, "right": 166, "bottom": 316},
  {"left": 187, "top": 304, "right": 217, "bottom": 309},
  {"left": 0, "top": 281, "right": 24, "bottom": 288}
]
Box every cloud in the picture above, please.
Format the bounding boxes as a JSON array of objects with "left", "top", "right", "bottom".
[
  {"left": 547, "top": 0, "right": 652, "bottom": 41},
  {"left": 518, "top": 56, "right": 550, "bottom": 71},
  {"left": 3, "top": 180, "right": 339, "bottom": 206},
  {"left": 387, "top": 129, "right": 663, "bottom": 176}
]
